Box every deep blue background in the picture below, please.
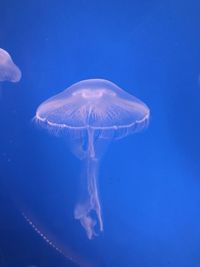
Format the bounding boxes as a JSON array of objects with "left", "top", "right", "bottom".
[{"left": 1, "top": 0, "right": 200, "bottom": 266}]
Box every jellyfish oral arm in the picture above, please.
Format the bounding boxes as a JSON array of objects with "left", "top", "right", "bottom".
[
  {"left": 74, "top": 157, "right": 103, "bottom": 239},
  {"left": 87, "top": 156, "right": 103, "bottom": 233},
  {"left": 74, "top": 130, "right": 103, "bottom": 239},
  {"left": 88, "top": 129, "right": 95, "bottom": 158}
]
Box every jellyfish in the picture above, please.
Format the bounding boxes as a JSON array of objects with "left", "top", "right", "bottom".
[
  {"left": 0, "top": 48, "right": 21, "bottom": 83},
  {"left": 21, "top": 210, "right": 94, "bottom": 267},
  {"left": 35, "top": 79, "right": 150, "bottom": 239}
]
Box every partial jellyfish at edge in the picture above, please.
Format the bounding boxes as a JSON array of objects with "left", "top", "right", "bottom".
[
  {"left": 0, "top": 48, "right": 21, "bottom": 83},
  {"left": 34, "top": 79, "right": 150, "bottom": 239},
  {"left": 21, "top": 209, "right": 95, "bottom": 267}
]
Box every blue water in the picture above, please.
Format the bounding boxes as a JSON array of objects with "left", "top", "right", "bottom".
[{"left": 1, "top": 0, "right": 200, "bottom": 266}]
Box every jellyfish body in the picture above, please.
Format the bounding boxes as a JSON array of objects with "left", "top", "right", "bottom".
[
  {"left": 0, "top": 48, "right": 21, "bottom": 82},
  {"left": 35, "top": 79, "right": 150, "bottom": 239}
]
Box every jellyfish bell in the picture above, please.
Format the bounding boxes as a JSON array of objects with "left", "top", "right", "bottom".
[
  {"left": 36, "top": 79, "right": 149, "bottom": 157},
  {"left": 35, "top": 79, "right": 150, "bottom": 239},
  {"left": 0, "top": 48, "right": 21, "bottom": 83}
]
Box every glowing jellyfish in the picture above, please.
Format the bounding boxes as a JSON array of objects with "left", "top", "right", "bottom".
[
  {"left": 0, "top": 48, "right": 21, "bottom": 82},
  {"left": 35, "top": 79, "right": 150, "bottom": 239}
]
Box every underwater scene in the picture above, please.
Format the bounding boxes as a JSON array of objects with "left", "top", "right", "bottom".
[{"left": 1, "top": 0, "right": 200, "bottom": 266}]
